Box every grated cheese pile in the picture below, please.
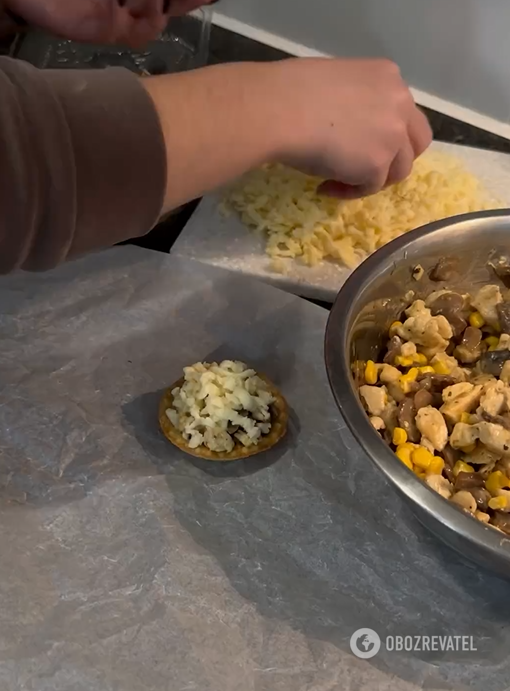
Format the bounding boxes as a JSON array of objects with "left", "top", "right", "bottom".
[
  {"left": 166, "top": 360, "right": 275, "bottom": 453},
  {"left": 222, "top": 152, "right": 503, "bottom": 271}
]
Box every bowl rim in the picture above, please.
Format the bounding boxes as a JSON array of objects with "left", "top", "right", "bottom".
[{"left": 325, "top": 209, "right": 510, "bottom": 558}]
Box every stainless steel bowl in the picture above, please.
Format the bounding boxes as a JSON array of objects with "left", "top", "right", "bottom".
[{"left": 325, "top": 209, "right": 510, "bottom": 577}]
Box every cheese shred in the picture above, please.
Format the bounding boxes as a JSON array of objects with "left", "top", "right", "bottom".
[{"left": 223, "top": 152, "right": 503, "bottom": 270}]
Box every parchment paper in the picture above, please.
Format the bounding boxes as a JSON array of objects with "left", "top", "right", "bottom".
[
  {"left": 0, "top": 246, "right": 509, "bottom": 691},
  {"left": 172, "top": 141, "right": 510, "bottom": 302}
]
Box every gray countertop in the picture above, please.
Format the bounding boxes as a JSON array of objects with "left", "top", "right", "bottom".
[{"left": 1, "top": 247, "right": 510, "bottom": 691}]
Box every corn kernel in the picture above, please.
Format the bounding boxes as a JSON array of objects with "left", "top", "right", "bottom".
[
  {"left": 463, "top": 443, "right": 477, "bottom": 454},
  {"left": 392, "top": 427, "right": 408, "bottom": 446},
  {"left": 486, "top": 471, "right": 510, "bottom": 496},
  {"left": 485, "top": 336, "right": 499, "bottom": 351},
  {"left": 428, "top": 457, "right": 445, "bottom": 475},
  {"left": 389, "top": 321, "right": 402, "bottom": 337},
  {"left": 469, "top": 311, "right": 485, "bottom": 329},
  {"left": 414, "top": 470, "right": 427, "bottom": 479},
  {"left": 418, "top": 366, "right": 435, "bottom": 375},
  {"left": 413, "top": 353, "right": 428, "bottom": 366},
  {"left": 395, "top": 355, "right": 414, "bottom": 368},
  {"left": 433, "top": 361, "right": 451, "bottom": 375},
  {"left": 403, "top": 367, "right": 419, "bottom": 381},
  {"left": 396, "top": 442, "right": 416, "bottom": 459},
  {"left": 460, "top": 412, "right": 472, "bottom": 425},
  {"left": 412, "top": 447, "right": 433, "bottom": 470},
  {"left": 399, "top": 369, "right": 419, "bottom": 393},
  {"left": 399, "top": 454, "right": 414, "bottom": 471},
  {"left": 396, "top": 446, "right": 412, "bottom": 468},
  {"left": 399, "top": 367, "right": 419, "bottom": 392},
  {"left": 364, "top": 360, "right": 378, "bottom": 385},
  {"left": 396, "top": 445, "right": 411, "bottom": 461},
  {"left": 453, "top": 460, "right": 475, "bottom": 476},
  {"left": 489, "top": 496, "right": 508, "bottom": 511}
]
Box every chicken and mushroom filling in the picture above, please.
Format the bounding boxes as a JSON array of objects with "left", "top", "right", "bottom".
[{"left": 356, "top": 284, "right": 510, "bottom": 534}]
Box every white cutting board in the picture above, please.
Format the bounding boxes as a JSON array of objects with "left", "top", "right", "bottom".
[{"left": 171, "top": 141, "right": 510, "bottom": 302}]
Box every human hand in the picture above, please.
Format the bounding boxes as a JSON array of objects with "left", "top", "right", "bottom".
[
  {"left": 270, "top": 58, "right": 432, "bottom": 198},
  {"left": 4, "top": 0, "right": 216, "bottom": 46},
  {"left": 143, "top": 56, "right": 431, "bottom": 213}
]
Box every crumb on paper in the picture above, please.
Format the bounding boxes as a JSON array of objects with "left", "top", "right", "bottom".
[
  {"left": 217, "top": 201, "right": 231, "bottom": 218},
  {"left": 269, "top": 258, "right": 289, "bottom": 275}
]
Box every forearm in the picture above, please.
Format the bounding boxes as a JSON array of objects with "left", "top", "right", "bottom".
[
  {"left": 142, "top": 61, "right": 285, "bottom": 213},
  {"left": 0, "top": 58, "right": 165, "bottom": 273},
  {"left": 0, "top": 4, "right": 26, "bottom": 37}
]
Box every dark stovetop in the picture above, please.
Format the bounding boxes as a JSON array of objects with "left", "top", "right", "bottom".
[{"left": 3, "top": 23, "right": 510, "bottom": 284}]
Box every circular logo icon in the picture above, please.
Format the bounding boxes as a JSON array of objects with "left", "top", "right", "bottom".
[{"left": 350, "top": 628, "right": 381, "bottom": 659}]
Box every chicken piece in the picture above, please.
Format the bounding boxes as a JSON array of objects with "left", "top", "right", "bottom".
[
  {"left": 482, "top": 378, "right": 503, "bottom": 393},
  {"left": 426, "top": 474, "right": 453, "bottom": 499},
  {"left": 370, "top": 416, "right": 385, "bottom": 431},
  {"left": 450, "top": 422, "right": 479, "bottom": 450},
  {"left": 497, "top": 334, "right": 510, "bottom": 351},
  {"left": 440, "top": 383, "right": 483, "bottom": 425},
  {"left": 495, "top": 489, "right": 510, "bottom": 513},
  {"left": 470, "top": 284, "right": 503, "bottom": 328},
  {"left": 420, "top": 437, "right": 435, "bottom": 454},
  {"left": 479, "top": 380, "right": 506, "bottom": 417},
  {"left": 415, "top": 406, "right": 448, "bottom": 451},
  {"left": 395, "top": 300, "right": 453, "bottom": 354},
  {"left": 359, "top": 385, "right": 387, "bottom": 416},
  {"left": 379, "top": 364, "right": 401, "bottom": 384},
  {"left": 430, "top": 351, "right": 459, "bottom": 370},
  {"left": 442, "top": 382, "right": 473, "bottom": 401},
  {"left": 400, "top": 342, "right": 417, "bottom": 358},
  {"left": 476, "top": 421, "right": 510, "bottom": 457},
  {"left": 475, "top": 511, "right": 491, "bottom": 524},
  {"left": 451, "top": 490, "right": 477, "bottom": 513},
  {"left": 501, "top": 361, "right": 510, "bottom": 385}
]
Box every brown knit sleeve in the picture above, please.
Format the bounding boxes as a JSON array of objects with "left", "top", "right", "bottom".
[
  {"left": 0, "top": 5, "right": 26, "bottom": 38},
  {"left": 0, "top": 57, "right": 167, "bottom": 273}
]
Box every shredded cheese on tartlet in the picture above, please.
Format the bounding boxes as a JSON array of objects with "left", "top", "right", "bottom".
[{"left": 165, "top": 361, "right": 277, "bottom": 454}]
